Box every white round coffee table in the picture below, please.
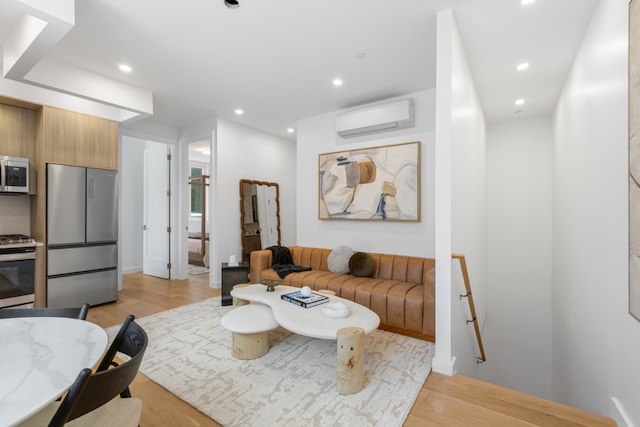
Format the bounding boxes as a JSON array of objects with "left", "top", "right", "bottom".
[{"left": 220, "top": 303, "right": 278, "bottom": 359}]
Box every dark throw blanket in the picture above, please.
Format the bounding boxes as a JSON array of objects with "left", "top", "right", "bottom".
[{"left": 267, "top": 246, "right": 311, "bottom": 279}]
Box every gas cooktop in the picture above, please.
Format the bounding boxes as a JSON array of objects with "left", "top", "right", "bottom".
[{"left": 0, "top": 234, "right": 36, "bottom": 247}]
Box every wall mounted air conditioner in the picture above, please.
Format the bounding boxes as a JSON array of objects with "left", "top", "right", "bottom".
[{"left": 336, "top": 98, "right": 415, "bottom": 138}]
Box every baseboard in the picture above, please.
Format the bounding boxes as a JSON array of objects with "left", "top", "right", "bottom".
[
  {"left": 122, "top": 266, "right": 143, "bottom": 275},
  {"left": 610, "top": 397, "right": 635, "bottom": 427},
  {"left": 377, "top": 325, "right": 435, "bottom": 342}
]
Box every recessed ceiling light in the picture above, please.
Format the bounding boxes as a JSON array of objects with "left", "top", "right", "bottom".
[
  {"left": 521, "top": 0, "right": 535, "bottom": 5},
  {"left": 118, "top": 64, "right": 132, "bottom": 73},
  {"left": 515, "top": 99, "right": 525, "bottom": 106},
  {"left": 224, "top": 0, "right": 239, "bottom": 9},
  {"left": 287, "top": 128, "right": 295, "bottom": 133},
  {"left": 235, "top": 109, "right": 244, "bottom": 115},
  {"left": 332, "top": 78, "right": 343, "bottom": 87},
  {"left": 516, "top": 62, "right": 529, "bottom": 71}
]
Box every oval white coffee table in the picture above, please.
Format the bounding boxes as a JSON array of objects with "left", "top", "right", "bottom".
[
  {"left": 230, "top": 284, "right": 380, "bottom": 394},
  {"left": 230, "top": 284, "right": 380, "bottom": 339}
]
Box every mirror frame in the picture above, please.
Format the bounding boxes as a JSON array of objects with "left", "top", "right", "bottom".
[{"left": 239, "top": 179, "right": 281, "bottom": 262}]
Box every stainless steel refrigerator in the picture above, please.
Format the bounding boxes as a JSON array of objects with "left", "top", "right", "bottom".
[{"left": 47, "top": 164, "right": 118, "bottom": 307}]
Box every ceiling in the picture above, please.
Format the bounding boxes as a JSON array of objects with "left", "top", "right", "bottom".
[{"left": 0, "top": 0, "right": 599, "bottom": 141}]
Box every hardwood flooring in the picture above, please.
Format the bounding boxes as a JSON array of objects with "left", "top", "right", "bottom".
[{"left": 89, "top": 272, "right": 615, "bottom": 427}]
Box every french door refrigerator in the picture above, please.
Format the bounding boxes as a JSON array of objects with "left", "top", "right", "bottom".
[{"left": 47, "top": 164, "right": 118, "bottom": 307}]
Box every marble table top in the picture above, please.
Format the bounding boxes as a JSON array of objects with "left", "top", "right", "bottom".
[
  {"left": 0, "top": 317, "right": 108, "bottom": 427},
  {"left": 231, "top": 284, "right": 380, "bottom": 340}
]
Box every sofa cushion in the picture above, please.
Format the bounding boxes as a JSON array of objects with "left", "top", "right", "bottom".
[
  {"left": 349, "top": 252, "right": 375, "bottom": 277},
  {"left": 327, "top": 246, "right": 353, "bottom": 274}
]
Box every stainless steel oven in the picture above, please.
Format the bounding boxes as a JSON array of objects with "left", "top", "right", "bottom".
[{"left": 0, "top": 235, "right": 36, "bottom": 308}]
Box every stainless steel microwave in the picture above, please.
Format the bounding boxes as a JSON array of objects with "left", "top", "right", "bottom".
[{"left": 0, "top": 156, "right": 29, "bottom": 194}]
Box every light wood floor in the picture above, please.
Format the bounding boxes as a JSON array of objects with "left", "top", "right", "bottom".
[{"left": 88, "top": 272, "right": 616, "bottom": 427}]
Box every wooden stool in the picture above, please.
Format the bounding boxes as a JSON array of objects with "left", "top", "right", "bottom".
[
  {"left": 337, "top": 327, "right": 365, "bottom": 394},
  {"left": 220, "top": 304, "right": 278, "bottom": 359}
]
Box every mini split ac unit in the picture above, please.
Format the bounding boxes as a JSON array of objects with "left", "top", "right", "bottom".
[{"left": 336, "top": 98, "right": 415, "bottom": 138}]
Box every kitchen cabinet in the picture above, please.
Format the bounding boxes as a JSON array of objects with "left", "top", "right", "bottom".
[
  {"left": 0, "top": 103, "right": 36, "bottom": 158},
  {"left": 43, "top": 106, "right": 118, "bottom": 170}
]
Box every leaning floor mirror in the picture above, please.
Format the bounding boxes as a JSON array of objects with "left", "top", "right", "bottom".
[{"left": 239, "top": 179, "right": 281, "bottom": 262}]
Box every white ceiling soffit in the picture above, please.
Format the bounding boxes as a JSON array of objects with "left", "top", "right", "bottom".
[{"left": 1, "top": 0, "right": 152, "bottom": 119}]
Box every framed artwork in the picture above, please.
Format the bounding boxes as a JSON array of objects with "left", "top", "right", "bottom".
[
  {"left": 629, "top": 0, "right": 640, "bottom": 321},
  {"left": 318, "top": 141, "right": 420, "bottom": 221}
]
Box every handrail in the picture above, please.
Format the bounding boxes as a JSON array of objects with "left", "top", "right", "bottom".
[{"left": 452, "top": 253, "right": 486, "bottom": 363}]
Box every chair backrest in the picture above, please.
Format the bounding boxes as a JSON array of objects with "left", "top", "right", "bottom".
[
  {"left": 96, "top": 314, "right": 146, "bottom": 370},
  {"left": 0, "top": 303, "right": 90, "bottom": 320},
  {"left": 47, "top": 317, "right": 148, "bottom": 427}
]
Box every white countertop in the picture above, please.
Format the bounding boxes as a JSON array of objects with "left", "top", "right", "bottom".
[
  {"left": 231, "top": 284, "right": 380, "bottom": 340},
  {"left": 0, "top": 317, "right": 108, "bottom": 427}
]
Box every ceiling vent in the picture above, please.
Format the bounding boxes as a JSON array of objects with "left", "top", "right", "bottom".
[{"left": 336, "top": 98, "right": 415, "bottom": 138}]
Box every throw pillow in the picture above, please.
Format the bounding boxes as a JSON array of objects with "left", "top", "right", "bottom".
[
  {"left": 349, "top": 252, "right": 375, "bottom": 277},
  {"left": 327, "top": 246, "right": 353, "bottom": 274}
]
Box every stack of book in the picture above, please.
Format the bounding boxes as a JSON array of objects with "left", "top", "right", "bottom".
[{"left": 281, "top": 291, "right": 329, "bottom": 308}]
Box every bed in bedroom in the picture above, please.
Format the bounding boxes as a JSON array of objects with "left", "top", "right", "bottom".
[{"left": 188, "top": 232, "right": 209, "bottom": 267}]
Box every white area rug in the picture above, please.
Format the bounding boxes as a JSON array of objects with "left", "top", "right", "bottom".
[{"left": 107, "top": 298, "right": 434, "bottom": 427}]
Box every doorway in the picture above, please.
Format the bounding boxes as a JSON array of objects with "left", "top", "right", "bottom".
[
  {"left": 119, "top": 135, "right": 173, "bottom": 279},
  {"left": 187, "top": 140, "right": 211, "bottom": 277}
]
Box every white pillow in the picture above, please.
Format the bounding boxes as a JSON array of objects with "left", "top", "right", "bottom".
[{"left": 327, "top": 246, "right": 353, "bottom": 274}]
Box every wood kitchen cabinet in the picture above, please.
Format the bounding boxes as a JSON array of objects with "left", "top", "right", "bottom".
[
  {"left": 0, "top": 103, "right": 37, "bottom": 158},
  {"left": 43, "top": 106, "right": 118, "bottom": 170}
]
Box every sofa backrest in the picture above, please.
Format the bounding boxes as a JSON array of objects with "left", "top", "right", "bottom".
[{"left": 288, "top": 246, "right": 435, "bottom": 286}]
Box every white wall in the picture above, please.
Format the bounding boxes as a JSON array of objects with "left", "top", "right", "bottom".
[
  {"left": 120, "top": 136, "right": 145, "bottom": 274},
  {"left": 213, "top": 118, "right": 296, "bottom": 285},
  {"left": 296, "top": 90, "right": 436, "bottom": 256},
  {"left": 553, "top": 0, "right": 639, "bottom": 424},
  {"left": 432, "top": 9, "right": 488, "bottom": 377},
  {"left": 482, "top": 116, "right": 553, "bottom": 399}
]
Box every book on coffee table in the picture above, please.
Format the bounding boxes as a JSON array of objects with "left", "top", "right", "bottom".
[{"left": 281, "top": 291, "right": 329, "bottom": 308}]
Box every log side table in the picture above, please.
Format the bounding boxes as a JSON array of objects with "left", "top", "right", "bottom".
[{"left": 221, "top": 262, "right": 249, "bottom": 306}]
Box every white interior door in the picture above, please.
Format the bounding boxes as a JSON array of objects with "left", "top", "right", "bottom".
[{"left": 143, "top": 144, "right": 170, "bottom": 278}]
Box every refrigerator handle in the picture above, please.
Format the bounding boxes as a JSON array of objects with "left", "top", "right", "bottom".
[{"left": 87, "top": 177, "right": 94, "bottom": 199}]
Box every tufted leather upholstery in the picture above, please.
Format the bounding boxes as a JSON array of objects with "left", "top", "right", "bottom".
[{"left": 250, "top": 246, "right": 436, "bottom": 341}]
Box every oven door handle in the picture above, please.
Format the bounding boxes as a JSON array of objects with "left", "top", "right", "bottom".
[{"left": 0, "top": 252, "right": 36, "bottom": 262}]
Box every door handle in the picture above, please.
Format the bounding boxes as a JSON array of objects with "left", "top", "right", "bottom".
[{"left": 143, "top": 225, "right": 148, "bottom": 230}]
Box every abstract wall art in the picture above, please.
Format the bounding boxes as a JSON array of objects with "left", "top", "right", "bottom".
[{"left": 318, "top": 141, "right": 420, "bottom": 221}]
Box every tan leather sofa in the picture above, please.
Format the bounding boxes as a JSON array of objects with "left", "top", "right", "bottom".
[{"left": 250, "top": 246, "right": 436, "bottom": 342}]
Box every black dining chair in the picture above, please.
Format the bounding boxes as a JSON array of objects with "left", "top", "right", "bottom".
[
  {"left": 17, "top": 315, "right": 148, "bottom": 427},
  {"left": 0, "top": 303, "right": 90, "bottom": 320},
  {"left": 96, "top": 314, "right": 146, "bottom": 398}
]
